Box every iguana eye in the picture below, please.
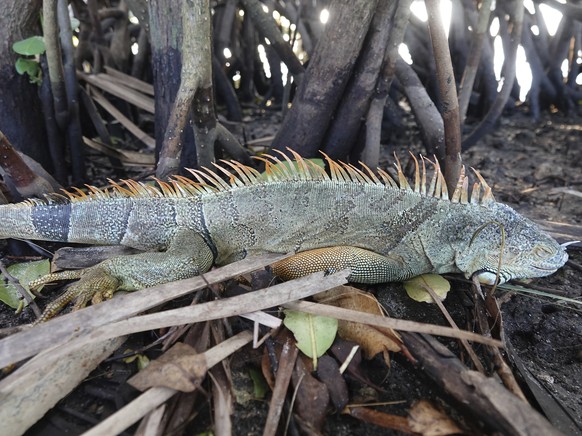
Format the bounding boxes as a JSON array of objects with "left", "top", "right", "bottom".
[{"left": 533, "top": 245, "right": 554, "bottom": 259}]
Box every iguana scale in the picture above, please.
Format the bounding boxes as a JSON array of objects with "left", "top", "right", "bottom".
[{"left": 0, "top": 152, "right": 568, "bottom": 321}]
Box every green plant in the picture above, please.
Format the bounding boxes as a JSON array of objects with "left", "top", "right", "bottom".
[{"left": 12, "top": 36, "right": 46, "bottom": 85}]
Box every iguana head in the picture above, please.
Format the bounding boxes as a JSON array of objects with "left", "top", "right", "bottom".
[{"left": 455, "top": 204, "right": 568, "bottom": 284}]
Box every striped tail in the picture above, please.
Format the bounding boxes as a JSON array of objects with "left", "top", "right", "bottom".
[{"left": 0, "top": 202, "right": 72, "bottom": 242}]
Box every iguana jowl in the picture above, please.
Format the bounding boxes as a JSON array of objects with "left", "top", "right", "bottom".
[{"left": 0, "top": 153, "right": 568, "bottom": 320}]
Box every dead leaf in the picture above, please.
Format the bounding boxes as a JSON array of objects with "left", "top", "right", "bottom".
[
  {"left": 260, "top": 329, "right": 296, "bottom": 390},
  {"left": 128, "top": 343, "right": 207, "bottom": 392},
  {"left": 292, "top": 355, "right": 330, "bottom": 432},
  {"left": 408, "top": 400, "right": 464, "bottom": 435},
  {"left": 314, "top": 286, "right": 402, "bottom": 362},
  {"left": 330, "top": 339, "right": 385, "bottom": 391},
  {"left": 316, "top": 355, "right": 349, "bottom": 412}
]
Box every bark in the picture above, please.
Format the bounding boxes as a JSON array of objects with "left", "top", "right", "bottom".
[
  {"left": 463, "top": 0, "right": 524, "bottom": 150},
  {"left": 71, "top": 2, "right": 93, "bottom": 70},
  {"left": 538, "top": 0, "right": 582, "bottom": 20},
  {"left": 187, "top": 0, "right": 218, "bottom": 169},
  {"left": 215, "top": 0, "right": 237, "bottom": 60},
  {"left": 155, "top": 0, "right": 206, "bottom": 176},
  {"left": 395, "top": 60, "right": 444, "bottom": 159},
  {"left": 362, "top": 0, "right": 413, "bottom": 167},
  {"left": 458, "top": 0, "right": 493, "bottom": 124},
  {"left": 0, "top": 0, "right": 50, "bottom": 170},
  {"left": 458, "top": 0, "right": 498, "bottom": 119},
  {"left": 474, "top": 37, "right": 499, "bottom": 117},
  {"left": 282, "top": 2, "right": 313, "bottom": 54},
  {"left": 238, "top": 11, "right": 258, "bottom": 101},
  {"left": 39, "top": 56, "right": 66, "bottom": 182},
  {"left": 156, "top": 0, "right": 247, "bottom": 176},
  {"left": 322, "top": 0, "right": 396, "bottom": 161},
  {"left": 213, "top": 56, "right": 243, "bottom": 121},
  {"left": 130, "top": 24, "right": 150, "bottom": 80},
  {"left": 240, "top": 0, "right": 304, "bottom": 82},
  {"left": 264, "top": 44, "right": 284, "bottom": 103},
  {"left": 448, "top": 0, "right": 469, "bottom": 81},
  {"left": 401, "top": 333, "right": 563, "bottom": 436},
  {"left": 426, "top": 0, "right": 462, "bottom": 195},
  {"left": 271, "top": 0, "right": 379, "bottom": 157},
  {"left": 566, "top": 23, "right": 581, "bottom": 88},
  {"left": 125, "top": 0, "right": 149, "bottom": 34},
  {"left": 57, "top": 0, "right": 84, "bottom": 183},
  {"left": 521, "top": 14, "right": 557, "bottom": 120},
  {"left": 148, "top": 0, "right": 195, "bottom": 168},
  {"left": 547, "top": 16, "right": 577, "bottom": 112},
  {"left": 43, "top": 0, "right": 69, "bottom": 131},
  {"left": 108, "top": 1, "right": 131, "bottom": 73},
  {"left": 407, "top": 16, "right": 440, "bottom": 103}
]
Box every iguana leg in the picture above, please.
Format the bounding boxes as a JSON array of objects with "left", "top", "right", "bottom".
[
  {"left": 271, "top": 246, "right": 413, "bottom": 283},
  {"left": 32, "top": 229, "right": 214, "bottom": 322}
]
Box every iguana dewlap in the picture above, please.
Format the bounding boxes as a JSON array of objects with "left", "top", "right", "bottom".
[{"left": 0, "top": 153, "right": 568, "bottom": 320}]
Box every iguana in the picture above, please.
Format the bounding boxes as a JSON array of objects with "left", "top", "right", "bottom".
[{"left": 0, "top": 152, "right": 568, "bottom": 321}]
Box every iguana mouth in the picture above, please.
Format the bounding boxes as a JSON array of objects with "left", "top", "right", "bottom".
[
  {"left": 530, "top": 265, "right": 560, "bottom": 272},
  {"left": 531, "top": 266, "right": 557, "bottom": 272}
]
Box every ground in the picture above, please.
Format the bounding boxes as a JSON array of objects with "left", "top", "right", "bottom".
[
  {"left": 464, "top": 112, "right": 582, "bottom": 435},
  {"left": 1, "top": 109, "right": 581, "bottom": 435}
]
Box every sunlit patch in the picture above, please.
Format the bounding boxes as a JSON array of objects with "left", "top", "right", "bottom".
[{"left": 539, "top": 3, "right": 562, "bottom": 36}]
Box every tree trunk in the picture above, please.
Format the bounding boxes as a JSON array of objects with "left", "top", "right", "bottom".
[
  {"left": 271, "top": 0, "right": 379, "bottom": 157},
  {"left": 0, "top": 0, "right": 51, "bottom": 170},
  {"left": 322, "top": 1, "right": 396, "bottom": 160},
  {"left": 148, "top": 0, "right": 195, "bottom": 163}
]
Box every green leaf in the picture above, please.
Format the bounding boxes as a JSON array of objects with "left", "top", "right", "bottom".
[
  {"left": 248, "top": 367, "right": 269, "bottom": 399},
  {"left": 15, "top": 58, "right": 42, "bottom": 85},
  {"left": 136, "top": 354, "right": 150, "bottom": 370},
  {"left": 403, "top": 274, "right": 451, "bottom": 303},
  {"left": 283, "top": 309, "right": 337, "bottom": 363},
  {"left": 15, "top": 58, "right": 40, "bottom": 76},
  {"left": 12, "top": 36, "right": 46, "bottom": 56},
  {"left": 0, "top": 260, "right": 50, "bottom": 309}
]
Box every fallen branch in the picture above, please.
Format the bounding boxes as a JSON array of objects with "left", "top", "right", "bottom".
[
  {"left": 0, "top": 336, "right": 125, "bottom": 436},
  {"left": 283, "top": 300, "right": 503, "bottom": 347},
  {"left": 78, "top": 71, "right": 155, "bottom": 113},
  {"left": 0, "top": 253, "right": 287, "bottom": 368},
  {"left": 402, "top": 332, "right": 562, "bottom": 435}
]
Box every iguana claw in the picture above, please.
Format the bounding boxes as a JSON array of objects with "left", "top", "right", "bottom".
[{"left": 31, "top": 267, "right": 121, "bottom": 324}]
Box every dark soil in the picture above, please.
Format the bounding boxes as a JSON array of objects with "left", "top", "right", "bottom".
[
  {"left": 463, "top": 113, "right": 582, "bottom": 435},
  {"left": 1, "top": 110, "right": 581, "bottom": 435}
]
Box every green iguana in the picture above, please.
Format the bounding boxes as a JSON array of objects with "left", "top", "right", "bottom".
[{"left": 0, "top": 152, "right": 568, "bottom": 321}]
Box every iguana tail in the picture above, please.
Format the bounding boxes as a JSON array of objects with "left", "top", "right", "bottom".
[{"left": 0, "top": 200, "right": 124, "bottom": 245}]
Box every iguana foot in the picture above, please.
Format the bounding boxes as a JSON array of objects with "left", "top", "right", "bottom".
[{"left": 31, "top": 267, "right": 121, "bottom": 323}]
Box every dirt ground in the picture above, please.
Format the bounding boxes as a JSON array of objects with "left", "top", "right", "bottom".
[
  {"left": 462, "top": 112, "right": 582, "bottom": 435},
  {"left": 2, "top": 108, "right": 581, "bottom": 435}
]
